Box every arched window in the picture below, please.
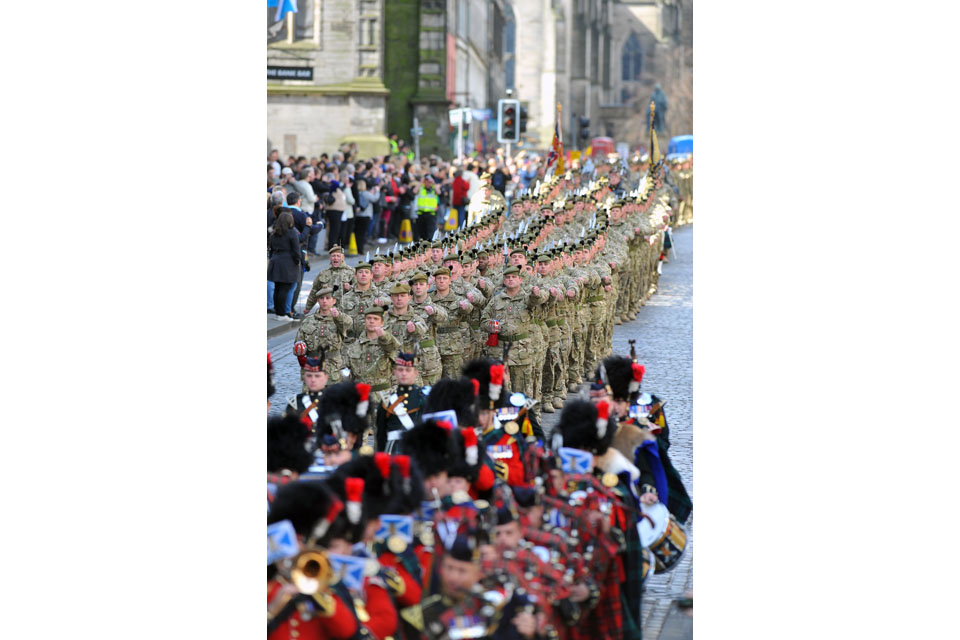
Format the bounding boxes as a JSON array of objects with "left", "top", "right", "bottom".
[{"left": 622, "top": 33, "right": 642, "bottom": 81}]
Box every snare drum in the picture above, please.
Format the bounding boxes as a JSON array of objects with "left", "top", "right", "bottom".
[{"left": 637, "top": 502, "right": 687, "bottom": 572}]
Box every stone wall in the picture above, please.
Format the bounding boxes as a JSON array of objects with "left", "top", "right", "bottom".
[{"left": 267, "top": 93, "right": 389, "bottom": 159}]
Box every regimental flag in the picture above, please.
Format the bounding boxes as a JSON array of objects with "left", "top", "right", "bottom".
[
  {"left": 558, "top": 447, "right": 593, "bottom": 474},
  {"left": 545, "top": 103, "right": 565, "bottom": 175},
  {"left": 327, "top": 553, "right": 367, "bottom": 591}
]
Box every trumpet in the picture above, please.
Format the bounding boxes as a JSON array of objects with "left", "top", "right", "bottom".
[{"left": 288, "top": 548, "right": 333, "bottom": 595}]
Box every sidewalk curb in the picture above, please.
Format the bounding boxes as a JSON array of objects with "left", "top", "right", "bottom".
[{"left": 267, "top": 319, "right": 302, "bottom": 339}]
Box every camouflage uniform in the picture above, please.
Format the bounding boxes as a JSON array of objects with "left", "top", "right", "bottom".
[
  {"left": 340, "top": 285, "right": 381, "bottom": 341},
  {"left": 383, "top": 308, "right": 430, "bottom": 385},
  {"left": 305, "top": 263, "right": 355, "bottom": 309},
  {"left": 480, "top": 286, "right": 540, "bottom": 403},
  {"left": 343, "top": 330, "right": 402, "bottom": 408},
  {"left": 408, "top": 297, "right": 447, "bottom": 385},
  {"left": 430, "top": 289, "right": 473, "bottom": 379},
  {"left": 452, "top": 277, "right": 486, "bottom": 362},
  {"left": 294, "top": 310, "right": 353, "bottom": 384}
]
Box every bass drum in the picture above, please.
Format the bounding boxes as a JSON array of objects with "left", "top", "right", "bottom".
[{"left": 637, "top": 501, "right": 687, "bottom": 572}]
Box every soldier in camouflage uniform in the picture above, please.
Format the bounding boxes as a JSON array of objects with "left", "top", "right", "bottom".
[
  {"left": 304, "top": 244, "right": 355, "bottom": 312},
  {"left": 429, "top": 267, "right": 475, "bottom": 380},
  {"left": 294, "top": 286, "right": 352, "bottom": 385},
  {"left": 343, "top": 306, "right": 402, "bottom": 417},
  {"left": 382, "top": 283, "right": 430, "bottom": 385},
  {"left": 507, "top": 248, "right": 548, "bottom": 416},
  {"left": 408, "top": 272, "right": 446, "bottom": 385},
  {"left": 480, "top": 266, "right": 545, "bottom": 405},
  {"left": 339, "top": 262, "right": 381, "bottom": 341},
  {"left": 446, "top": 255, "right": 486, "bottom": 362}
]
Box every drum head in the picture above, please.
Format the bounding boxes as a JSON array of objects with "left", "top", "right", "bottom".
[{"left": 638, "top": 502, "right": 669, "bottom": 547}]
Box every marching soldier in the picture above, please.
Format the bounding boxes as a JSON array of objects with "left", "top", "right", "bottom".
[
  {"left": 284, "top": 353, "right": 329, "bottom": 433},
  {"left": 343, "top": 306, "right": 402, "bottom": 424},
  {"left": 340, "top": 262, "right": 381, "bottom": 340},
  {"left": 430, "top": 266, "right": 474, "bottom": 379},
  {"left": 408, "top": 272, "right": 446, "bottom": 385},
  {"left": 383, "top": 283, "right": 430, "bottom": 380},
  {"left": 295, "top": 286, "right": 352, "bottom": 385},
  {"left": 305, "top": 244, "right": 355, "bottom": 311},
  {"left": 375, "top": 351, "right": 427, "bottom": 453},
  {"left": 480, "top": 266, "right": 547, "bottom": 405}
]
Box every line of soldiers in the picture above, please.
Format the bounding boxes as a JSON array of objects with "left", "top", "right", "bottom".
[
  {"left": 268, "top": 153, "right": 692, "bottom": 640},
  {"left": 291, "top": 156, "right": 677, "bottom": 428}
]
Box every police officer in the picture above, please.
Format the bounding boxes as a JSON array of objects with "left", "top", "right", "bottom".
[{"left": 414, "top": 176, "right": 440, "bottom": 242}]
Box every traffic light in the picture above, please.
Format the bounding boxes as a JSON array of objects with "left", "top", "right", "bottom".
[
  {"left": 579, "top": 116, "right": 590, "bottom": 143},
  {"left": 497, "top": 98, "right": 520, "bottom": 143},
  {"left": 520, "top": 105, "right": 528, "bottom": 133}
]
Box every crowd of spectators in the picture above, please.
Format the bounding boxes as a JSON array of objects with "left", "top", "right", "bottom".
[{"left": 266, "top": 141, "right": 556, "bottom": 318}]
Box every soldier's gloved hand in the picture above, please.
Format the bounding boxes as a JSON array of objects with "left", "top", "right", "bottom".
[
  {"left": 608, "top": 262, "right": 617, "bottom": 271},
  {"left": 406, "top": 321, "right": 416, "bottom": 333},
  {"left": 478, "top": 279, "right": 488, "bottom": 290},
  {"left": 294, "top": 341, "right": 307, "bottom": 356},
  {"left": 343, "top": 282, "right": 351, "bottom": 291},
  {"left": 374, "top": 298, "right": 385, "bottom": 307},
  {"left": 494, "top": 460, "right": 509, "bottom": 481},
  {"left": 467, "top": 292, "right": 475, "bottom": 303},
  {"left": 330, "top": 308, "right": 340, "bottom": 317},
  {"left": 602, "top": 276, "right": 611, "bottom": 285},
  {"left": 549, "top": 287, "right": 559, "bottom": 298},
  {"left": 425, "top": 305, "right": 435, "bottom": 316},
  {"left": 459, "top": 300, "right": 469, "bottom": 310},
  {"left": 604, "top": 285, "right": 612, "bottom": 292},
  {"left": 566, "top": 289, "right": 576, "bottom": 298}
]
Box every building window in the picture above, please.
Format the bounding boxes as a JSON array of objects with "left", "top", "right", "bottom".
[
  {"left": 622, "top": 33, "right": 642, "bottom": 81},
  {"left": 268, "top": 0, "right": 321, "bottom": 47}
]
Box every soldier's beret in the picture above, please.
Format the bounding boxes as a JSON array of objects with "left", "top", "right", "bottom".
[
  {"left": 430, "top": 241, "right": 444, "bottom": 249},
  {"left": 503, "top": 266, "right": 521, "bottom": 276},
  {"left": 476, "top": 250, "right": 489, "bottom": 258},
  {"left": 318, "top": 285, "right": 337, "bottom": 297},
  {"left": 389, "top": 283, "right": 412, "bottom": 295},
  {"left": 355, "top": 261, "right": 372, "bottom": 271},
  {"left": 433, "top": 267, "right": 451, "bottom": 277},
  {"left": 409, "top": 272, "right": 428, "bottom": 283},
  {"left": 459, "top": 253, "right": 474, "bottom": 264},
  {"left": 329, "top": 245, "right": 344, "bottom": 255},
  {"left": 536, "top": 254, "right": 551, "bottom": 264},
  {"left": 509, "top": 248, "right": 526, "bottom": 257},
  {"left": 364, "top": 306, "right": 386, "bottom": 316}
]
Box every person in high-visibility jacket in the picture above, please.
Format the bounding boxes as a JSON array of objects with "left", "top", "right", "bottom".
[{"left": 413, "top": 176, "right": 439, "bottom": 242}]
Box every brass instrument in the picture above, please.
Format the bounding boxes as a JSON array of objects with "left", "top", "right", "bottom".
[{"left": 288, "top": 547, "right": 333, "bottom": 595}]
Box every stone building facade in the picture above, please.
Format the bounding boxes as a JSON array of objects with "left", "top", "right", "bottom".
[{"left": 267, "top": 0, "right": 391, "bottom": 160}]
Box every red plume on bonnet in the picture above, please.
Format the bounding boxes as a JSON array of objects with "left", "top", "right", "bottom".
[
  {"left": 596, "top": 401, "right": 610, "bottom": 439},
  {"left": 355, "top": 383, "right": 371, "bottom": 416},
  {"left": 393, "top": 454, "right": 412, "bottom": 494},
  {"left": 471, "top": 378, "right": 480, "bottom": 396},
  {"left": 629, "top": 364, "right": 646, "bottom": 393},
  {"left": 345, "top": 477, "right": 364, "bottom": 524},
  {"left": 489, "top": 364, "right": 505, "bottom": 401},
  {"left": 436, "top": 420, "right": 453, "bottom": 432},
  {"left": 374, "top": 452, "right": 391, "bottom": 479},
  {"left": 462, "top": 428, "right": 478, "bottom": 466}
]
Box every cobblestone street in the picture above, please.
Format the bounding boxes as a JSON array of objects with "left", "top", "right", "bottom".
[{"left": 268, "top": 225, "right": 694, "bottom": 639}]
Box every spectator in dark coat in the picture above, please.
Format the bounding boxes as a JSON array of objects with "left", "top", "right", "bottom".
[{"left": 268, "top": 211, "right": 301, "bottom": 321}]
